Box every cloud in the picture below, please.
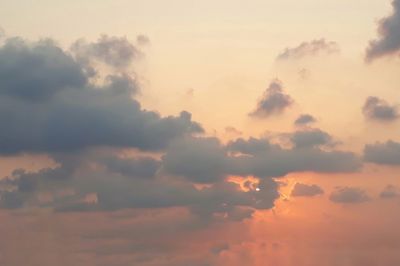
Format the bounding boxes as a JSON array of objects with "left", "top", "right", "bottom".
[
  {"left": 364, "top": 140, "right": 400, "bottom": 165},
  {"left": 290, "top": 183, "right": 324, "bottom": 197},
  {"left": 249, "top": 80, "right": 293, "bottom": 118},
  {"left": 136, "top": 34, "right": 151, "bottom": 46},
  {"left": 289, "top": 128, "right": 334, "bottom": 149},
  {"left": 163, "top": 133, "right": 360, "bottom": 183},
  {"left": 294, "top": 114, "right": 317, "bottom": 126},
  {"left": 380, "top": 185, "right": 400, "bottom": 199},
  {"left": 277, "top": 39, "right": 339, "bottom": 60},
  {"left": 0, "top": 153, "right": 280, "bottom": 221},
  {"left": 71, "top": 34, "right": 142, "bottom": 70},
  {"left": 362, "top": 96, "right": 398, "bottom": 121},
  {"left": 162, "top": 137, "right": 228, "bottom": 184},
  {"left": 329, "top": 187, "right": 370, "bottom": 204},
  {"left": 0, "top": 36, "right": 203, "bottom": 154},
  {"left": 366, "top": 0, "right": 400, "bottom": 61},
  {"left": 101, "top": 156, "right": 161, "bottom": 179}
]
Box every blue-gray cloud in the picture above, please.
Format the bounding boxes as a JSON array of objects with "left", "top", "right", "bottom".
[
  {"left": 249, "top": 80, "right": 293, "bottom": 118},
  {"left": 362, "top": 96, "right": 398, "bottom": 121},
  {"left": 366, "top": 0, "right": 400, "bottom": 61},
  {"left": 364, "top": 140, "right": 400, "bottom": 165},
  {"left": 0, "top": 36, "right": 202, "bottom": 154},
  {"left": 294, "top": 114, "right": 317, "bottom": 126}
]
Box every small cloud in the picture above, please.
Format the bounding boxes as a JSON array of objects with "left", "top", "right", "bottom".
[
  {"left": 364, "top": 140, "right": 400, "bottom": 165},
  {"left": 362, "top": 96, "right": 398, "bottom": 122},
  {"left": 225, "top": 126, "right": 242, "bottom": 137},
  {"left": 277, "top": 39, "right": 339, "bottom": 60},
  {"left": 298, "top": 68, "right": 311, "bottom": 80},
  {"left": 380, "top": 185, "right": 400, "bottom": 199},
  {"left": 294, "top": 114, "right": 317, "bottom": 126},
  {"left": 136, "top": 34, "right": 151, "bottom": 46},
  {"left": 291, "top": 183, "right": 324, "bottom": 197},
  {"left": 329, "top": 187, "right": 370, "bottom": 204},
  {"left": 249, "top": 79, "right": 293, "bottom": 118},
  {"left": 366, "top": 0, "right": 400, "bottom": 61}
]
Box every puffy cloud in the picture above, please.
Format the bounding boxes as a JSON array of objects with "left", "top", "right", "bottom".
[
  {"left": 277, "top": 39, "right": 339, "bottom": 60},
  {"left": 362, "top": 96, "right": 398, "bottom": 121},
  {"left": 380, "top": 185, "right": 400, "bottom": 199},
  {"left": 0, "top": 37, "right": 202, "bottom": 154},
  {"left": 289, "top": 128, "right": 334, "bottom": 149},
  {"left": 249, "top": 80, "right": 293, "bottom": 118},
  {"left": 364, "top": 140, "right": 400, "bottom": 165},
  {"left": 0, "top": 38, "right": 87, "bottom": 101},
  {"left": 329, "top": 187, "right": 370, "bottom": 204},
  {"left": 290, "top": 183, "right": 324, "bottom": 197},
  {"left": 71, "top": 35, "right": 142, "bottom": 70},
  {"left": 294, "top": 114, "right": 317, "bottom": 126},
  {"left": 366, "top": 0, "right": 400, "bottom": 61}
]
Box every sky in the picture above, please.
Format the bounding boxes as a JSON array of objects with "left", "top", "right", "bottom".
[{"left": 0, "top": 0, "right": 400, "bottom": 265}]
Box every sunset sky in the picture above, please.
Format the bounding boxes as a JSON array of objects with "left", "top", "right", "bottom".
[{"left": 1, "top": 0, "right": 400, "bottom": 265}]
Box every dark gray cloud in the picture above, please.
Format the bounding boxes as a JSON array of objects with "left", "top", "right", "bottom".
[
  {"left": 289, "top": 128, "right": 334, "bottom": 149},
  {"left": 163, "top": 134, "right": 361, "bottom": 183},
  {"left": 101, "top": 156, "right": 161, "bottom": 179},
  {"left": 277, "top": 39, "right": 339, "bottom": 60},
  {"left": 0, "top": 37, "right": 202, "bottom": 154},
  {"left": 0, "top": 38, "right": 87, "bottom": 101},
  {"left": 294, "top": 114, "right": 317, "bottom": 126},
  {"left": 163, "top": 137, "right": 228, "bottom": 184},
  {"left": 249, "top": 80, "right": 293, "bottom": 118},
  {"left": 366, "top": 0, "right": 400, "bottom": 61},
  {"left": 0, "top": 153, "right": 280, "bottom": 221},
  {"left": 290, "top": 183, "right": 324, "bottom": 197},
  {"left": 362, "top": 96, "right": 398, "bottom": 121},
  {"left": 329, "top": 187, "right": 370, "bottom": 204},
  {"left": 364, "top": 140, "right": 400, "bottom": 165},
  {"left": 380, "top": 185, "right": 400, "bottom": 199}
]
